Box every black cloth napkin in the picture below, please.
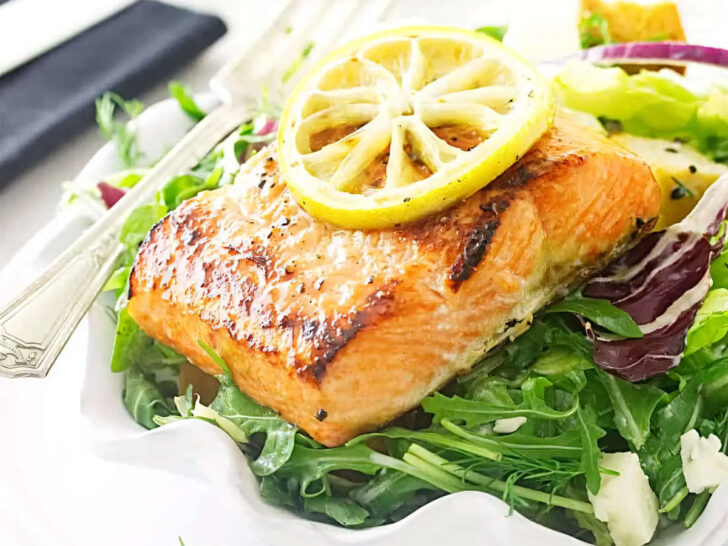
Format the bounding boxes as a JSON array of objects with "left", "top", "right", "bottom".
[{"left": 0, "top": 1, "right": 226, "bottom": 186}]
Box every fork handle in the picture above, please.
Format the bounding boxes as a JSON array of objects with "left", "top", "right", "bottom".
[{"left": 0, "top": 103, "right": 251, "bottom": 378}]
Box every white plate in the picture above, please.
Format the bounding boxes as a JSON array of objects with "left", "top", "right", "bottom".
[
  {"left": 3, "top": 4, "right": 728, "bottom": 545},
  {"left": 73, "top": 101, "right": 728, "bottom": 546},
  {"left": 1, "top": 95, "right": 722, "bottom": 546}
]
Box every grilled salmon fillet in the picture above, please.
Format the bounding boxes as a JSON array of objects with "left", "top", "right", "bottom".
[{"left": 127, "top": 111, "right": 661, "bottom": 446}]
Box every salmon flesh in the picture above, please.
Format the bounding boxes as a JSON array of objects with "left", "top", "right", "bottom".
[{"left": 127, "top": 112, "right": 661, "bottom": 446}]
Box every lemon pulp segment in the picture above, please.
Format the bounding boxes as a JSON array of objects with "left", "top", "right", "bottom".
[{"left": 278, "top": 26, "right": 554, "bottom": 229}]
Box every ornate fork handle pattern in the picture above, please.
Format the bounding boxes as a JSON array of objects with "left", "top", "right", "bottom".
[{"left": 0, "top": 104, "right": 250, "bottom": 378}]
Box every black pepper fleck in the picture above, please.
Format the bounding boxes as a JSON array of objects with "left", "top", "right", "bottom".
[
  {"left": 636, "top": 217, "right": 645, "bottom": 228},
  {"left": 315, "top": 409, "right": 328, "bottom": 421},
  {"left": 664, "top": 147, "right": 678, "bottom": 153},
  {"left": 689, "top": 165, "right": 697, "bottom": 174},
  {"left": 671, "top": 186, "right": 688, "bottom": 200}
]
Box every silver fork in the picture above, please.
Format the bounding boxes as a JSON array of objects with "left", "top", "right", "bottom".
[{"left": 0, "top": 0, "right": 393, "bottom": 378}]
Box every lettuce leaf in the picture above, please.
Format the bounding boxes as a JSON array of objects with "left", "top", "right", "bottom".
[
  {"left": 686, "top": 289, "right": 728, "bottom": 355},
  {"left": 554, "top": 62, "right": 728, "bottom": 163}
]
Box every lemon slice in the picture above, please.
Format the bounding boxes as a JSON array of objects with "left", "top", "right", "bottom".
[{"left": 278, "top": 26, "right": 554, "bottom": 229}]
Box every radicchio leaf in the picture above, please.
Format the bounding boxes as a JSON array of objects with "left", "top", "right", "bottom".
[
  {"left": 98, "top": 181, "right": 126, "bottom": 208},
  {"left": 582, "top": 176, "right": 728, "bottom": 381}
]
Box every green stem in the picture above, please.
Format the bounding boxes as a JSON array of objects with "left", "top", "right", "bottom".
[
  {"left": 406, "top": 444, "right": 594, "bottom": 514},
  {"left": 660, "top": 486, "right": 689, "bottom": 514},
  {"left": 368, "top": 451, "right": 464, "bottom": 493},
  {"left": 684, "top": 490, "right": 711, "bottom": 528},
  {"left": 409, "top": 429, "right": 502, "bottom": 461}
]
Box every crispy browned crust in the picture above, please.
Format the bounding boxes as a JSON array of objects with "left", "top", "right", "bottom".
[{"left": 127, "top": 111, "right": 661, "bottom": 446}]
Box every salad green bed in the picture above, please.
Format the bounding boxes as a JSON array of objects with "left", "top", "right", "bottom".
[
  {"left": 555, "top": 62, "right": 728, "bottom": 164},
  {"left": 87, "top": 69, "right": 728, "bottom": 545}
]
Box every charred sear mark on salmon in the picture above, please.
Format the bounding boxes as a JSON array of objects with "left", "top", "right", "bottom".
[
  {"left": 493, "top": 146, "right": 586, "bottom": 191},
  {"left": 298, "top": 282, "right": 398, "bottom": 384},
  {"left": 447, "top": 200, "right": 508, "bottom": 291},
  {"left": 181, "top": 228, "right": 201, "bottom": 245},
  {"left": 225, "top": 243, "right": 270, "bottom": 277},
  {"left": 128, "top": 218, "right": 168, "bottom": 299}
]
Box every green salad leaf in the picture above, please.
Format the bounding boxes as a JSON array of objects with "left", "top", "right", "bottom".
[
  {"left": 546, "top": 293, "right": 643, "bottom": 338},
  {"left": 168, "top": 81, "right": 206, "bottom": 121},
  {"left": 95, "top": 92, "right": 144, "bottom": 167},
  {"left": 579, "top": 12, "right": 611, "bottom": 49},
  {"left": 423, "top": 377, "right": 578, "bottom": 426},
  {"left": 596, "top": 371, "right": 665, "bottom": 450},
  {"left": 686, "top": 289, "right": 728, "bottom": 355},
  {"left": 123, "top": 367, "right": 173, "bottom": 429},
  {"left": 105, "top": 80, "right": 728, "bottom": 541},
  {"left": 196, "top": 341, "right": 297, "bottom": 476},
  {"left": 576, "top": 406, "right": 603, "bottom": 494},
  {"left": 303, "top": 494, "right": 370, "bottom": 526},
  {"left": 119, "top": 203, "right": 167, "bottom": 247},
  {"left": 554, "top": 62, "right": 728, "bottom": 164},
  {"left": 111, "top": 308, "right": 185, "bottom": 372},
  {"left": 475, "top": 25, "right": 508, "bottom": 42}
]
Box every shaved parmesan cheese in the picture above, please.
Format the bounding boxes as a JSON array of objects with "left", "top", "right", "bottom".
[
  {"left": 680, "top": 429, "right": 728, "bottom": 493},
  {"left": 587, "top": 452, "right": 659, "bottom": 546},
  {"left": 493, "top": 416, "right": 527, "bottom": 434}
]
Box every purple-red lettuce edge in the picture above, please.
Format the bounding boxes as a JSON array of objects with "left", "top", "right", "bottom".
[
  {"left": 578, "top": 42, "right": 728, "bottom": 69},
  {"left": 581, "top": 176, "right": 728, "bottom": 382},
  {"left": 97, "top": 182, "right": 127, "bottom": 209}
]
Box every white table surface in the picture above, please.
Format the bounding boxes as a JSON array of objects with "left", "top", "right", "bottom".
[{"left": 0, "top": 2, "right": 726, "bottom": 546}]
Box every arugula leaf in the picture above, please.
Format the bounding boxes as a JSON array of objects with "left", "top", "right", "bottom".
[
  {"left": 277, "top": 444, "right": 384, "bottom": 493},
  {"left": 475, "top": 25, "right": 508, "bottom": 41},
  {"left": 440, "top": 420, "right": 585, "bottom": 461},
  {"left": 303, "top": 495, "right": 369, "bottom": 526},
  {"left": 211, "top": 382, "right": 296, "bottom": 476},
  {"left": 168, "top": 81, "right": 206, "bottom": 121},
  {"left": 459, "top": 316, "right": 591, "bottom": 395},
  {"left": 197, "top": 341, "right": 296, "bottom": 476},
  {"left": 572, "top": 510, "right": 614, "bottom": 546},
  {"left": 640, "top": 373, "right": 702, "bottom": 507},
  {"left": 577, "top": 405, "right": 604, "bottom": 494},
  {"left": 350, "top": 470, "right": 433, "bottom": 519},
  {"left": 95, "top": 92, "right": 144, "bottom": 167},
  {"left": 423, "top": 377, "right": 578, "bottom": 426},
  {"left": 596, "top": 371, "right": 666, "bottom": 450},
  {"left": 123, "top": 367, "right": 172, "bottom": 429},
  {"left": 695, "top": 357, "right": 728, "bottom": 415},
  {"left": 546, "top": 294, "right": 643, "bottom": 338}
]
